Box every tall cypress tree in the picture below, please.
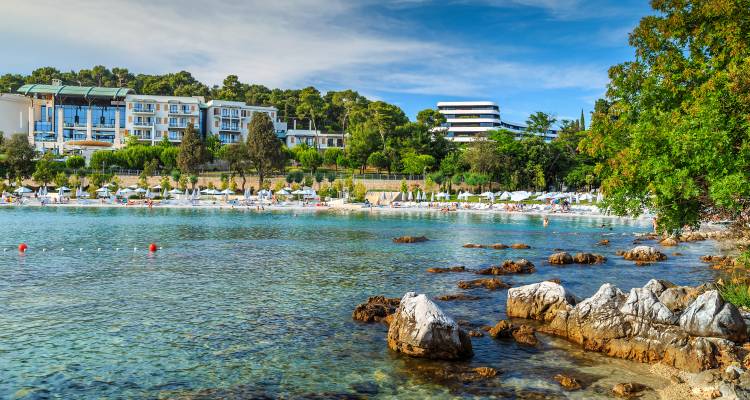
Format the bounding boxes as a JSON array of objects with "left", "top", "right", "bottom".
[
  {"left": 247, "top": 113, "right": 284, "bottom": 188},
  {"left": 580, "top": 109, "right": 586, "bottom": 130},
  {"left": 177, "top": 123, "right": 204, "bottom": 174}
]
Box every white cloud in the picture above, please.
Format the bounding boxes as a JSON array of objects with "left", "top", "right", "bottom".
[{"left": 0, "top": 0, "right": 609, "bottom": 101}]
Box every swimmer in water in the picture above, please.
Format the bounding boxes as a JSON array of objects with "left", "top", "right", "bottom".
[{"left": 543, "top": 216, "right": 549, "bottom": 227}]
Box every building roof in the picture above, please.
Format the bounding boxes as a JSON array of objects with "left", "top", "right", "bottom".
[{"left": 17, "top": 84, "right": 133, "bottom": 99}]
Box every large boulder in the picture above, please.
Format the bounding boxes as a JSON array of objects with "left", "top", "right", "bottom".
[
  {"left": 622, "top": 246, "right": 667, "bottom": 262},
  {"left": 678, "top": 290, "right": 748, "bottom": 342},
  {"left": 387, "top": 292, "right": 473, "bottom": 360},
  {"left": 619, "top": 287, "right": 678, "bottom": 325},
  {"left": 573, "top": 252, "right": 607, "bottom": 264},
  {"left": 548, "top": 252, "right": 573, "bottom": 265},
  {"left": 507, "top": 281, "right": 577, "bottom": 322}
]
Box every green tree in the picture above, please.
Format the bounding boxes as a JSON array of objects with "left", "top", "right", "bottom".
[
  {"left": 526, "top": 112, "right": 556, "bottom": 134},
  {"left": 3, "top": 133, "right": 35, "bottom": 182},
  {"left": 177, "top": 123, "right": 203, "bottom": 174},
  {"left": 247, "top": 112, "right": 284, "bottom": 188},
  {"left": 299, "top": 148, "right": 323, "bottom": 173},
  {"left": 32, "top": 153, "right": 56, "bottom": 187},
  {"left": 415, "top": 108, "right": 446, "bottom": 128},
  {"left": 323, "top": 147, "right": 343, "bottom": 170},
  {"left": 581, "top": 0, "right": 750, "bottom": 232},
  {"left": 53, "top": 171, "right": 69, "bottom": 189},
  {"left": 367, "top": 151, "right": 389, "bottom": 173},
  {"left": 580, "top": 109, "right": 586, "bottom": 130},
  {"left": 189, "top": 174, "right": 198, "bottom": 190},
  {"left": 219, "top": 143, "right": 251, "bottom": 191},
  {"left": 65, "top": 155, "right": 85, "bottom": 170}
]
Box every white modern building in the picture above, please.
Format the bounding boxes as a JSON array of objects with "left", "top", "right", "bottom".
[
  {"left": 437, "top": 101, "right": 558, "bottom": 142},
  {"left": 124, "top": 94, "right": 203, "bottom": 145},
  {"left": 0, "top": 93, "right": 31, "bottom": 137},
  {"left": 204, "top": 100, "right": 279, "bottom": 145},
  {"left": 283, "top": 119, "right": 343, "bottom": 149}
]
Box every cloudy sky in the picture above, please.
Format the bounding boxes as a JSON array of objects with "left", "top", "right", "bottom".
[{"left": 0, "top": 0, "right": 650, "bottom": 123}]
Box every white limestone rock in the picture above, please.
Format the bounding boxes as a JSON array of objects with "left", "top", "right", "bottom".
[
  {"left": 620, "top": 287, "right": 678, "bottom": 325},
  {"left": 387, "top": 292, "right": 473, "bottom": 360},
  {"left": 678, "top": 290, "right": 748, "bottom": 342},
  {"left": 506, "top": 281, "right": 577, "bottom": 322}
]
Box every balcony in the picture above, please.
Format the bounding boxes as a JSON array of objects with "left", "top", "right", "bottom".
[
  {"left": 168, "top": 122, "right": 188, "bottom": 129},
  {"left": 169, "top": 107, "right": 194, "bottom": 115},
  {"left": 34, "top": 121, "right": 53, "bottom": 132},
  {"left": 63, "top": 134, "right": 87, "bottom": 142},
  {"left": 34, "top": 133, "right": 56, "bottom": 142},
  {"left": 167, "top": 131, "right": 183, "bottom": 141},
  {"left": 133, "top": 120, "right": 154, "bottom": 127},
  {"left": 220, "top": 125, "right": 240, "bottom": 132},
  {"left": 132, "top": 106, "right": 155, "bottom": 113},
  {"left": 219, "top": 133, "right": 240, "bottom": 144}
]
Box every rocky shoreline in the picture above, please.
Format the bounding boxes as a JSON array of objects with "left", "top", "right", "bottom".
[{"left": 352, "top": 229, "right": 750, "bottom": 399}]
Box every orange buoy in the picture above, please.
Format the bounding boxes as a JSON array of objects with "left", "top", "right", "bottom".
[
  {"left": 149, "top": 243, "right": 158, "bottom": 252},
  {"left": 18, "top": 243, "right": 28, "bottom": 253}
]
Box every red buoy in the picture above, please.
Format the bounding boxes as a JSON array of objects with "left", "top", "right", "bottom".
[
  {"left": 149, "top": 243, "right": 158, "bottom": 252},
  {"left": 18, "top": 243, "right": 28, "bottom": 253}
]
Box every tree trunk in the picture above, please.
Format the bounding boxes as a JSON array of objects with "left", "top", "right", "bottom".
[{"left": 241, "top": 173, "right": 246, "bottom": 192}]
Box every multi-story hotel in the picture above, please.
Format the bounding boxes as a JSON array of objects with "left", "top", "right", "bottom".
[
  {"left": 18, "top": 82, "right": 132, "bottom": 155},
  {"left": 8, "top": 82, "right": 342, "bottom": 156},
  {"left": 204, "top": 100, "right": 282, "bottom": 145},
  {"left": 124, "top": 94, "right": 203, "bottom": 145},
  {"left": 437, "top": 101, "right": 558, "bottom": 142}
]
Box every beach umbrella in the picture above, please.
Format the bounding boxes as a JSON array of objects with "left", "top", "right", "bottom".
[
  {"left": 480, "top": 191, "right": 494, "bottom": 197},
  {"left": 431, "top": 192, "right": 435, "bottom": 202},
  {"left": 220, "top": 189, "right": 235, "bottom": 195},
  {"left": 127, "top": 184, "right": 138, "bottom": 190},
  {"left": 134, "top": 187, "right": 147, "bottom": 194},
  {"left": 151, "top": 184, "right": 162, "bottom": 191},
  {"left": 408, "top": 191, "right": 413, "bottom": 201},
  {"left": 276, "top": 188, "right": 291, "bottom": 196},
  {"left": 168, "top": 188, "right": 183, "bottom": 194},
  {"left": 59, "top": 186, "right": 71, "bottom": 192},
  {"left": 510, "top": 191, "right": 531, "bottom": 202}
]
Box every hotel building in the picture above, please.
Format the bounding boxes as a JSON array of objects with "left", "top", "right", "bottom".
[
  {"left": 437, "top": 101, "right": 558, "bottom": 142},
  {"left": 204, "top": 100, "right": 281, "bottom": 145},
  {"left": 124, "top": 94, "right": 203, "bottom": 145},
  {"left": 18, "top": 82, "right": 132, "bottom": 155}
]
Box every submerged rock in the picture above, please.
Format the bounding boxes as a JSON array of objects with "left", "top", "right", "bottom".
[
  {"left": 352, "top": 296, "right": 400, "bottom": 323},
  {"left": 612, "top": 382, "right": 648, "bottom": 398},
  {"left": 488, "top": 243, "right": 509, "bottom": 249},
  {"left": 463, "top": 243, "right": 483, "bottom": 248},
  {"left": 387, "top": 292, "right": 473, "bottom": 360},
  {"left": 660, "top": 237, "right": 679, "bottom": 247},
  {"left": 457, "top": 278, "right": 511, "bottom": 290},
  {"left": 403, "top": 361, "right": 499, "bottom": 384},
  {"left": 510, "top": 243, "right": 530, "bottom": 249},
  {"left": 548, "top": 252, "right": 573, "bottom": 265},
  {"left": 488, "top": 320, "right": 514, "bottom": 338},
  {"left": 512, "top": 325, "right": 538, "bottom": 346},
  {"left": 597, "top": 239, "right": 610, "bottom": 246},
  {"left": 436, "top": 293, "right": 483, "bottom": 301},
  {"left": 427, "top": 266, "right": 466, "bottom": 273},
  {"left": 678, "top": 290, "right": 748, "bottom": 342},
  {"left": 553, "top": 374, "right": 582, "bottom": 391},
  {"left": 622, "top": 246, "right": 667, "bottom": 262},
  {"left": 393, "top": 236, "right": 428, "bottom": 243},
  {"left": 506, "top": 281, "right": 577, "bottom": 322},
  {"left": 476, "top": 259, "right": 535, "bottom": 275}
]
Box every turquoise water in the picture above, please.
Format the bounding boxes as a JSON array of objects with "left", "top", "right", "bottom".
[{"left": 0, "top": 207, "right": 720, "bottom": 399}]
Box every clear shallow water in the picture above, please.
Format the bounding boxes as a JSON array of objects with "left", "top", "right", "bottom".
[{"left": 0, "top": 207, "right": 721, "bottom": 399}]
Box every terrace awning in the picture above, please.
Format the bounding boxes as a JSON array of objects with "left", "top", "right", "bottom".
[{"left": 17, "top": 84, "right": 133, "bottom": 99}]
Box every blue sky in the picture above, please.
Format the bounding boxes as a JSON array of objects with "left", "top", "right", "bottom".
[{"left": 0, "top": 0, "right": 651, "bottom": 125}]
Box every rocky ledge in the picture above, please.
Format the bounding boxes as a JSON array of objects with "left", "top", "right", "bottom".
[
  {"left": 387, "top": 292, "right": 473, "bottom": 360},
  {"left": 548, "top": 252, "right": 607, "bottom": 265},
  {"left": 476, "top": 259, "right": 535, "bottom": 275},
  {"left": 352, "top": 295, "right": 400, "bottom": 324},
  {"left": 507, "top": 280, "right": 748, "bottom": 372}
]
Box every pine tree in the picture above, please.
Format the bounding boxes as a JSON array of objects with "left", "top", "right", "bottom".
[
  {"left": 580, "top": 109, "right": 586, "bottom": 130},
  {"left": 177, "top": 123, "right": 204, "bottom": 174},
  {"left": 247, "top": 113, "right": 284, "bottom": 188}
]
